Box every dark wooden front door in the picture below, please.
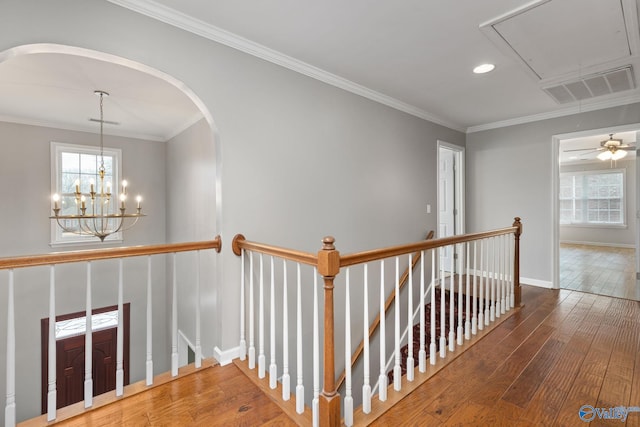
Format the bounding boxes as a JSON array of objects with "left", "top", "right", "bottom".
[{"left": 41, "top": 304, "right": 130, "bottom": 413}]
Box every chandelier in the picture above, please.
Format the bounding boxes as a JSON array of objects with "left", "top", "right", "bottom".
[{"left": 50, "top": 90, "right": 145, "bottom": 242}]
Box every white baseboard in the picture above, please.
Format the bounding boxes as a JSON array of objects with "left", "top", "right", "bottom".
[
  {"left": 560, "top": 240, "right": 635, "bottom": 249},
  {"left": 520, "top": 277, "right": 554, "bottom": 289},
  {"left": 213, "top": 346, "right": 240, "bottom": 366},
  {"left": 460, "top": 269, "right": 555, "bottom": 289}
]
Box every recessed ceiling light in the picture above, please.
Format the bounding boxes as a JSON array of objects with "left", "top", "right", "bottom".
[{"left": 473, "top": 63, "right": 495, "bottom": 74}]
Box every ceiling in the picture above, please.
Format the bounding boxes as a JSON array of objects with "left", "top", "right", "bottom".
[
  {"left": 0, "top": 52, "right": 202, "bottom": 141},
  {"left": 3, "top": 0, "right": 640, "bottom": 138}
]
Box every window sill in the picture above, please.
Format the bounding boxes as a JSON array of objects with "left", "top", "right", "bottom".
[
  {"left": 50, "top": 237, "right": 124, "bottom": 248},
  {"left": 560, "top": 223, "right": 627, "bottom": 230}
]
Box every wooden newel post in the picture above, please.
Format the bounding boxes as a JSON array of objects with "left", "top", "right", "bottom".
[
  {"left": 513, "top": 217, "right": 522, "bottom": 307},
  {"left": 317, "top": 236, "right": 341, "bottom": 427}
]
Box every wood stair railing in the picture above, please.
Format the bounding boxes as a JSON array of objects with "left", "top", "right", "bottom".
[{"left": 335, "top": 230, "right": 434, "bottom": 391}]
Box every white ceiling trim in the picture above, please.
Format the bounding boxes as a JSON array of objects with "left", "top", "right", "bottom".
[
  {"left": 466, "top": 92, "right": 640, "bottom": 134},
  {"left": 106, "top": 0, "right": 465, "bottom": 132}
]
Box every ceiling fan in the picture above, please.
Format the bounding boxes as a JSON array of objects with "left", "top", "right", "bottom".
[{"left": 563, "top": 134, "right": 636, "bottom": 161}]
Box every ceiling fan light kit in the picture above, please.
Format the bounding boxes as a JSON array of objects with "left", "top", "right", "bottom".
[{"left": 563, "top": 133, "right": 635, "bottom": 164}]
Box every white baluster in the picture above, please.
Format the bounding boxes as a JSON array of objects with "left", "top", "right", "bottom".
[
  {"left": 485, "top": 239, "right": 491, "bottom": 326},
  {"left": 465, "top": 242, "right": 471, "bottom": 340},
  {"left": 492, "top": 237, "right": 498, "bottom": 320},
  {"left": 282, "top": 260, "right": 290, "bottom": 401},
  {"left": 195, "top": 251, "right": 202, "bottom": 368},
  {"left": 258, "top": 254, "right": 265, "bottom": 379},
  {"left": 47, "top": 266, "right": 57, "bottom": 421},
  {"left": 116, "top": 258, "right": 124, "bottom": 396},
  {"left": 249, "top": 252, "right": 256, "bottom": 369},
  {"left": 344, "top": 268, "right": 353, "bottom": 426},
  {"left": 418, "top": 251, "right": 426, "bottom": 372},
  {"left": 85, "top": 262, "right": 93, "bottom": 407},
  {"left": 496, "top": 236, "right": 502, "bottom": 317},
  {"left": 239, "top": 250, "right": 246, "bottom": 361},
  {"left": 378, "top": 260, "right": 387, "bottom": 401},
  {"left": 439, "top": 248, "right": 446, "bottom": 358},
  {"left": 507, "top": 235, "right": 511, "bottom": 310},
  {"left": 478, "top": 240, "right": 485, "bottom": 330},
  {"left": 503, "top": 235, "right": 510, "bottom": 310},
  {"left": 500, "top": 235, "right": 506, "bottom": 315},
  {"left": 269, "top": 257, "right": 277, "bottom": 388},
  {"left": 457, "top": 243, "right": 464, "bottom": 346},
  {"left": 430, "top": 250, "right": 437, "bottom": 365},
  {"left": 448, "top": 246, "right": 455, "bottom": 352},
  {"left": 312, "top": 267, "right": 319, "bottom": 424},
  {"left": 407, "top": 254, "right": 414, "bottom": 381},
  {"left": 296, "top": 263, "right": 305, "bottom": 415},
  {"left": 510, "top": 234, "right": 515, "bottom": 308},
  {"left": 5, "top": 270, "right": 15, "bottom": 427},
  {"left": 171, "top": 253, "right": 178, "bottom": 377},
  {"left": 362, "top": 264, "right": 371, "bottom": 413},
  {"left": 393, "top": 257, "right": 401, "bottom": 391},
  {"left": 472, "top": 241, "right": 478, "bottom": 335},
  {"left": 146, "top": 256, "right": 153, "bottom": 386}
]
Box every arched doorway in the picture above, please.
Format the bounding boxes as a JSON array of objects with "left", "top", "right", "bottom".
[{"left": 0, "top": 43, "right": 221, "bottom": 414}]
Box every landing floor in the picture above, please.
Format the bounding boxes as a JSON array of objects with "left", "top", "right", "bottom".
[{"left": 373, "top": 285, "right": 640, "bottom": 426}]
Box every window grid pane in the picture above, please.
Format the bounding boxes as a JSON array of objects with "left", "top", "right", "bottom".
[
  {"left": 52, "top": 142, "right": 121, "bottom": 244},
  {"left": 559, "top": 170, "right": 624, "bottom": 225}
]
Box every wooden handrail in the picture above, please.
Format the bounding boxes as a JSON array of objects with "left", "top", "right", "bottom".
[
  {"left": 231, "top": 226, "right": 515, "bottom": 270},
  {"left": 335, "top": 230, "right": 434, "bottom": 390},
  {"left": 0, "top": 236, "right": 222, "bottom": 270},
  {"left": 232, "top": 234, "right": 317, "bottom": 266},
  {"left": 339, "top": 226, "right": 517, "bottom": 267}
]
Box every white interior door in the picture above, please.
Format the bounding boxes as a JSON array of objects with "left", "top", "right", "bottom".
[{"left": 439, "top": 147, "right": 456, "bottom": 270}]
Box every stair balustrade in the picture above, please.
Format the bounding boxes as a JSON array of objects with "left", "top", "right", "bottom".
[
  {"left": 0, "top": 237, "right": 221, "bottom": 426},
  {"left": 232, "top": 217, "right": 522, "bottom": 426}
]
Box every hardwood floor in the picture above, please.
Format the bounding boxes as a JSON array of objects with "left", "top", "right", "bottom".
[
  {"left": 372, "top": 285, "right": 640, "bottom": 426},
  {"left": 560, "top": 243, "right": 639, "bottom": 301},
  {"left": 27, "top": 363, "right": 296, "bottom": 427},
  {"left": 24, "top": 285, "right": 640, "bottom": 426}
]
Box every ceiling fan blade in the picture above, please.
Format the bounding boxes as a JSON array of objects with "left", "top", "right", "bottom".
[
  {"left": 578, "top": 149, "right": 600, "bottom": 156},
  {"left": 563, "top": 147, "right": 604, "bottom": 152}
]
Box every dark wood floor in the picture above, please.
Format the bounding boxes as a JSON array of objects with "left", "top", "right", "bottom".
[
  {"left": 372, "top": 285, "right": 640, "bottom": 426},
  {"left": 25, "top": 285, "right": 640, "bottom": 426}
]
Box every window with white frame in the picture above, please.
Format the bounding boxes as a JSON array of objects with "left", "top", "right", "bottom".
[
  {"left": 559, "top": 169, "right": 625, "bottom": 226},
  {"left": 50, "top": 142, "right": 122, "bottom": 245}
]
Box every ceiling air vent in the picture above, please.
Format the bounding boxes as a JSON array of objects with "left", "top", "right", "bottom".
[{"left": 542, "top": 66, "right": 635, "bottom": 104}]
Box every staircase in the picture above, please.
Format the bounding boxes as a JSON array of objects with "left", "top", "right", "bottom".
[{"left": 388, "top": 286, "right": 488, "bottom": 384}]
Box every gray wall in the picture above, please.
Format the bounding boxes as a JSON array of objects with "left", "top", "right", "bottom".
[
  {"left": 466, "top": 103, "right": 640, "bottom": 284},
  {"left": 166, "top": 118, "right": 217, "bottom": 358},
  {"left": 0, "top": 120, "right": 169, "bottom": 421},
  {"left": 559, "top": 158, "right": 636, "bottom": 247}
]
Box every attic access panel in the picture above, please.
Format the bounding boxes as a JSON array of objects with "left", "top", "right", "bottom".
[{"left": 484, "top": 0, "right": 632, "bottom": 80}]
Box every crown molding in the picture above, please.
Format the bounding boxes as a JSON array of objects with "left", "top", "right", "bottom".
[
  {"left": 106, "top": 0, "right": 465, "bottom": 133},
  {"left": 466, "top": 92, "right": 640, "bottom": 133}
]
